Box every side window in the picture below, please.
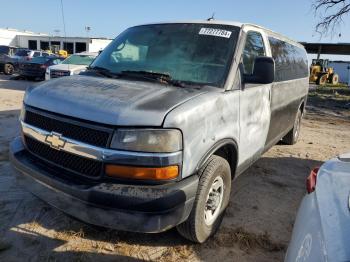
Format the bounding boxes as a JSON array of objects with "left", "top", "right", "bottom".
[
  {"left": 242, "top": 31, "right": 265, "bottom": 75},
  {"left": 33, "top": 52, "right": 40, "bottom": 57},
  {"left": 269, "top": 37, "right": 308, "bottom": 82}
]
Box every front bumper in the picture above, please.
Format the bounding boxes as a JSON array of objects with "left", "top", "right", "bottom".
[
  {"left": 19, "top": 69, "right": 45, "bottom": 78},
  {"left": 9, "top": 137, "right": 198, "bottom": 233}
]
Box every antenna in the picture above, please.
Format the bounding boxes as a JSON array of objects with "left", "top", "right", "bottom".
[{"left": 207, "top": 13, "right": 215, "bottom": 21}]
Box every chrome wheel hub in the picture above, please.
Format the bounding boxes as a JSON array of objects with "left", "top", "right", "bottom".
[{"left": 204, "top": 176, "right": 224, "bottom": 226}]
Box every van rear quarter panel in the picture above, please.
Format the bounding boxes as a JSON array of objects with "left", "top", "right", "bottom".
[{"left": 163, "top": 90, "right": 240, "bottom": 178}]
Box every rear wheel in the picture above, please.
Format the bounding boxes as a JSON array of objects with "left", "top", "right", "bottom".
[
  {"left": 4, "top": 63, "right": 14, "bottom": 75},
  {"left": 176, "top": 155, "right": 231, "bottom": 243},
  {"left": 282, "top": 109, "right": 302, "bottom": 145}
]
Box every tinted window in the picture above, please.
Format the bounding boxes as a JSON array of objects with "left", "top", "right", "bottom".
[
  {"left": 30, "top": 57, "right": 50, "bottom": 64},
  {"left": 0, "top": 46, "right": 10, "bottom": 54},
  {"left": 242, "top": 31, "right": 265, "bottom": 75},
  {"left": 33, "top": 52, "right": 41, "bottom": 57},
  {"left": 15, "top": 50, "right": 30, "bottom": 56},
  {"left": 268, "top": 37, "right": 308, "bottom": 82}
]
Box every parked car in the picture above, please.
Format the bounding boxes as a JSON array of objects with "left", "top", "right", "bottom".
[
  {"left": 0, "top": 45, "right": 29, "bottom": 75},
  {"left": 20, "top": 50, "right": 51, "bottom": 61},
  {"left": 285, "top": 152, "right": 350, "bottom": 262},
  {"left": 45, "top": 52, "right": 97, "bottom": 80},
  {"left": 10, "top": 21, "right": 309, "bottom": 243},
  {"left": 18, "top": 56, "right": 64, "bottom": 80}
]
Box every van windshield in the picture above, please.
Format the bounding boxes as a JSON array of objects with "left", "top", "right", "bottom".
[
  {"left": 62, "top": 55, "right": 96, "bottom": 65},
  {"left": 90, "top": 23, "right": 239, "bottom": 87}
]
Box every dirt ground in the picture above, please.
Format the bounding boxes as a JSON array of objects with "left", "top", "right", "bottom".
[{"left": 0, "top": 75, "right": 349, "bottom": 262}]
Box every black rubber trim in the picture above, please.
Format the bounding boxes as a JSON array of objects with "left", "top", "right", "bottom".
[{"left": 10, "top": 138, "right": 198, "bottom": 213}]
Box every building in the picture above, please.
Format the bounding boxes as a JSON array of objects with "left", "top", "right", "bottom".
[
  {"left": 329, "top": 61, "right": 350, "bottom": 85},
  {"left": 0, "top": 28, "right": 112, "bottom": 54},
  {"left": 0, "top": 28, "right": 47, "bottom": 46}
]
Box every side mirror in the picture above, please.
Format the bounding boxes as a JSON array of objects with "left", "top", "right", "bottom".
[{"left": 244, "top": 56, "right": 275, "bottom": 84}]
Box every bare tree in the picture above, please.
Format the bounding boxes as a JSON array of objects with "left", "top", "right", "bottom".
[{"left": 313, "top": 0, "right": 350, "bottom": 35}]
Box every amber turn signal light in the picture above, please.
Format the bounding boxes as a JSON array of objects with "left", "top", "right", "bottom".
[{"left": 105, "top": 165, "right": 179, "bottom": 180}]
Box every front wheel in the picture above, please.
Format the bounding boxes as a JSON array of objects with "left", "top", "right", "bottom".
[
  {"left": 4, "top": 63, "right": 14, "bottom": 75},
  {"left": 176, "top": 155, "right": 231, "bottom": 243}
]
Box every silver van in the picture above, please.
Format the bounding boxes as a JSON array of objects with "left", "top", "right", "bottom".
[{"left": 10, "top": 20, "right": 309, "bottom": 243}]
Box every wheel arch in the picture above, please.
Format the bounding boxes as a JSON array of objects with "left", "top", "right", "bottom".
[
  {"left": 299, "top": 98, "right": 306, "bottom": 116},
  {"left": 196, "top": 138, "right": 238, "bottom": 179}
]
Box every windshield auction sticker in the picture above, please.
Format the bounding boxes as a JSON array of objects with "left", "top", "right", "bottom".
[{"left": 199, "top": 28, "right": 232, "bottom": 38}]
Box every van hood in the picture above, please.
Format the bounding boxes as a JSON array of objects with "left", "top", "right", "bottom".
[
  {"left": 49, "top": 64, "right": 87, "bottom": 72},
  {"left": 24, "top": 75, "right": 209, "bottom": 126}
]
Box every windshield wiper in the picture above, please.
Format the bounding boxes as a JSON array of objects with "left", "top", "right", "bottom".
[
  {"left": 120, "top": 70, "right": 171, "bottom": 82},
  {"left": 87, "top": 68, "right": 204, "bottom": 88},
  {"left": 120, "top": 70, "right": 190, "bottom": 87},
  {"left": 87, "top": 66, "right": 120, "bottom": 78}
]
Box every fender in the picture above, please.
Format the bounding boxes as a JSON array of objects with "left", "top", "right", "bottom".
[{"left": 196, "top": 138, "right": 239, "bottom": 176}]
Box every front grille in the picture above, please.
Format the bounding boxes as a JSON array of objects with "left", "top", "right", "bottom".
[
  {"left": 24, "top": 135, "right": 102, "bottom": 177},
  {"left": 50, "top": 70, "right": 70, "bottom": 78},
  {"left": 24, "top": 109, "right": 112, "bottom": 147}
]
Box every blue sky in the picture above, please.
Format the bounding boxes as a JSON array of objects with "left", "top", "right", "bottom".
[
  {"left": 2, "top": 0, "right": 350, "bottom": 42},
  {"left": 2, "top": 0, "right": 350, "bottom": 61}
]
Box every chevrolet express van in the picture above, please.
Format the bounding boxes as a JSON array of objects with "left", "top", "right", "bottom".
[{"left": 10, "top": 20, "right": 309, "bottom": 243}]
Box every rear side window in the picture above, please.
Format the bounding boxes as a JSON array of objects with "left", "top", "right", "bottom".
[
  {"left": 268, "top": 37, "right": 308, "bottom": 82},
  {"left": 242, "top": 31, "right": 265, "bottom": 75},
  {"left": 15, "top": 50, "right": 30, "bottom": 56},
  {"left": 33, "top": 52, "right": 41, "bottom": 57},
  {"left": 0, "top": 46, "right": 10, "bottom": 54}
]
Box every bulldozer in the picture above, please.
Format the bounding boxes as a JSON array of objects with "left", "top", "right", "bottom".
[{"left": 309, "top": 59, "right": 339, "bottom": 85}]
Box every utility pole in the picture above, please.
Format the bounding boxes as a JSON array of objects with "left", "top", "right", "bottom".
[{"left": 347, "top": 64, "right": 350, "bottom": 87}]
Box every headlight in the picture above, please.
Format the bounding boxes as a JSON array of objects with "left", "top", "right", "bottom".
[
  {"left": 110, "top": 129, "right": 182, "bottom": 153},
  {"left": 19, "top": 104, "right": 25, "bottom": 121}
]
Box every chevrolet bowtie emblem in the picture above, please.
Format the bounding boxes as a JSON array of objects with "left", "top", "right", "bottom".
[{"left": 45, "top": 132, "right": 66, "bottom": 150}]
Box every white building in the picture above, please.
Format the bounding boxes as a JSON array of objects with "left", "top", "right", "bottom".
[
  {"left": 329, "top": 61, "right": 350, "bottom": 85},
  {"left": 0, "top": 28, "right": 47, "bottom": 46},
  {"left": 0, "top": 28, "right": 112, "bottom": 54}
]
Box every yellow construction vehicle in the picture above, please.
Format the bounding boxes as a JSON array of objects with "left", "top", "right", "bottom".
[
  {"left": 309, "top": 59, "right": 339, "bottom": 85},
  {"left": 57, "top": 50, "right": 68, "bottom": 58}
]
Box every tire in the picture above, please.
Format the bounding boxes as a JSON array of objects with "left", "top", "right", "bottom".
[
  {"left": 331, "top": 74, "right": 339, "bottom": 85},
  {"left": 4, "top": 63, "right": 14, "bottom": 75},
  {"left": 176, "top": 155, "right": 231, "bottom": 243},
  {"left": 282, "top": 109, "right": 302, "bottom": 145},
  {"left": 316, "top": 74, "right": 327, "bottom": 85}
]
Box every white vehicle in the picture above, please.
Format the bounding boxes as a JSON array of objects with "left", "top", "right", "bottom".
[
  {"left": 15, "top": 50, "right": 51, "bottom": 62},
  {"left": 285, "top": 152, "right": 350, "bottom": 262},
  {"left": 45, "top": 52, "right": 97, "bottom": 80}
]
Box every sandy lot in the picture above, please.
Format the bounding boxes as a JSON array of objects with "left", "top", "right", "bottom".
[{"left": 0, "top": 75, "right": 349, "bottom": 261}]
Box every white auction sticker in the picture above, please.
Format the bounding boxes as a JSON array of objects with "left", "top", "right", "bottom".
[{"left": 199, "top": 28, "right": 232, "bottom": 38}]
